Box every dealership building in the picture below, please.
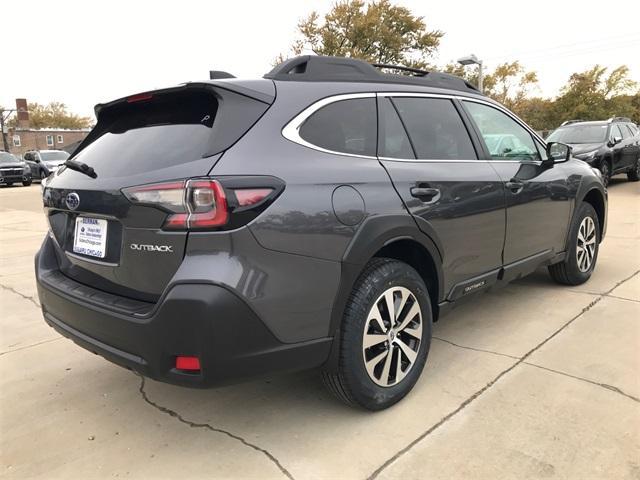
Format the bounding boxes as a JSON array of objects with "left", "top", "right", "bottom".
[{"left": 2, "top": 98, "right": 90, "bottom": 157}]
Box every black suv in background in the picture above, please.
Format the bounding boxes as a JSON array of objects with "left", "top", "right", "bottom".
[
  {"left": 35, "top": 56, "right": 607, "bottom": 410},
  {"left": 547, "top": 118, "right": 640, "bottom": 186}
]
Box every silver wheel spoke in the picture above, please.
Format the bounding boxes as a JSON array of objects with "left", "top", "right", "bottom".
[
  {"left": 395, "top": 348, "right": 405, "bottom": 383},
  {"left": 396, "top": 302, "right": 420, "bottom": 332},
  {"left": 384, "top": 290, "right": 396, "bottom": 327},
  {"left": 363, "top": 333, "right": 387, "bottom": 349},
  {"left": 365, "top": 350, "right": 388, "bottom": 379},
  {"left": 404, "top": 325, "right": 422, "bottom": 339},
  {"left": 380, "top": 349, "right": 394, "bottom": 385},
  {"left": 368, "top": 308, "right": 387, "bottom": 333},
  {"left": 396, "top": 339, "right": 417, "bottom": 364}
]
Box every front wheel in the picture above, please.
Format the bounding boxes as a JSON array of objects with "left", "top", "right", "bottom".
[
  {"left": 22, "top": 179, "right": 32, "bottom": 186},
  {"left": 322, "top": 258, "right": 432, "bottom": 410},
  {"left": 549, "top": 203, "right": 600, "bottom": 285},
  {"left": 627, "top": 156, "right": 640, "bottom": 182}
]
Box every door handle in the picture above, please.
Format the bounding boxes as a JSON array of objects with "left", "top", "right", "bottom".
[
  {"left": 505, "top": 180, "right": 525, "bottom": 193},
  {"left": 410, "top": 186, "right": 440, "bottom": 201}
]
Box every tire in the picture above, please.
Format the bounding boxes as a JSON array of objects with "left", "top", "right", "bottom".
[
  {"left": 5, "top": 182, "right": 13, "bottom": 187},
  {"left": 322, "top": 258, "right": 432, "bottom": 410},
  {"left": 599, "top": 160, "right": 611, "bottom": 187},
  {"left": 627, "top": 156, "right": 640, "bottom": 182},
  {"left": 548, "top": 202, "right": 600, "bottom": 285},
  {"left": 22, "top": 179, "right": 32, "bottom": 187}
]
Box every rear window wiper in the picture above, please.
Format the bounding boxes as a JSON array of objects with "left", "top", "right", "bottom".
[{"left": 63, "top": 159, "right": 97, "bottom": 179}]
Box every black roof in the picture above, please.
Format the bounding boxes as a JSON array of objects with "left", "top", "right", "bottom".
[{"left": 264, "top": 55, "right": 480, "bottom": 95}]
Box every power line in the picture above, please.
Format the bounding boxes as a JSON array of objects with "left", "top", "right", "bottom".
[{"left": 484, "top": 33, "right": 640, "bottom": 62}]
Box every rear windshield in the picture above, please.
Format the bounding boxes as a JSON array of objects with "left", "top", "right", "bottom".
[
  {"left": 73, "top": 88, "right": 268, "bottom": 177},
  {"left": 547, "top": 124, "right": 608, "bottom": 144},
  {"left": 41, "top": 151, "right": 69, "bottom": 161}
]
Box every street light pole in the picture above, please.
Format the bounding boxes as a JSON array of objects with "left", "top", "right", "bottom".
[{"left": 457, "top": 54, "right": 484, "bottom": 93}]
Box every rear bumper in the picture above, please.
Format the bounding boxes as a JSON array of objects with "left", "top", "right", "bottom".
[{"left": 36, "top": 237, "right": 332, "bottom": 387}]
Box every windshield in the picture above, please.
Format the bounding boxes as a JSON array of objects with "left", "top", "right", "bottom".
[
  {"left": 40, "top": 151, "right": 70, "bottom": 162},
  {"left": 0, "top": 152, "right": 20, "bottom": 163},
  {"left": 547, "top": 124, "right": 608, "bottom": 144}
]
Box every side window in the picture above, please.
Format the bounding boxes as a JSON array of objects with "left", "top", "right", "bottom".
[
  {"left": 391, "top": 97, "right": 476, "bottom": 160},
  {"left": 298, "top": 98, "right": 376, "bottom": 156},
  {"left": 463, "top": 101, "right": 539, "bottom": 161},
  {"left": 378, "top": 98, "right": 415, "bottom": 159},
  {"left": 611, "top": 124, "right": 623, "bottom": 140},
  {"left": 618, "top": 124, "right": 630, "bottom": 139},
  {"left": 629, "top": 124, "right": 640, "bottom": 136}
]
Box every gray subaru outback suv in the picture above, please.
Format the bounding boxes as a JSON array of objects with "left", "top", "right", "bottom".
[{"left": 36, "top": 55, "right": 607, "bottom": 410}]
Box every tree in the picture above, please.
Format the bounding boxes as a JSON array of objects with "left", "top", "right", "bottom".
[
  {"left": 8, "top": 102, "right": 92, "bottom": 129},
  {"left": 552, "top": 65, "right": 638, "bottom": 123},
  {"left": 280, "top": 0, "right": 444, "bottom": 69}
]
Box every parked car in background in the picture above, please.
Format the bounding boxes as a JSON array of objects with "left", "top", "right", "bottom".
[
  {"left": 0, "top": 151, "right": 32, "bottom": 186},
  {"left": 24, "top": 150, "right": 70, "bottom": 181},
  {"left": 36, "top": 55, "right": 607, "bottom": 410},
  {"left": 547, "top": 118, "right": 640, "bottom": 186}
]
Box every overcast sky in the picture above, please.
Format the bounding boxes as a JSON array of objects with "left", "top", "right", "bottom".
[{"left": 2, "top": 0, "right": 639, "bottom": 120}]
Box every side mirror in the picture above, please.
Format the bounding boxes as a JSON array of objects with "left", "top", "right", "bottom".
[
  {"left": 546, "top": 142, "right": 571, "bottom": 162},
  {"left": 610, "top": 136, "right": 622, "bottom": 146}
]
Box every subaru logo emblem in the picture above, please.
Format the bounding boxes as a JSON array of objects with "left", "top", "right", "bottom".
[{"left": 65, "top": 192, "right": 80, "bottom": 211}]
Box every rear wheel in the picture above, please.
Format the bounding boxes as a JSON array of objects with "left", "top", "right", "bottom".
[
  {"left": 599, "top": 160, "right": 611, "bottom": 187},
  {"left": 549, "top": 203, "right": 600, "bottom": 285},
  {"left": 322, "top": 258, "right": 432, "bottom": 410},
  {"left": 627, "top": 156, "right": 640, "bottom": 182}
]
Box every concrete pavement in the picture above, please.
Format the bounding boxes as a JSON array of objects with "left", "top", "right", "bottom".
[{"left": 1, "top": 179, "right": 638, "bottom": 479}]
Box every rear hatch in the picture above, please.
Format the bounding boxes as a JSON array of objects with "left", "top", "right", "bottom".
[{"left": 43, "top": 82, "right": 273, "bottom": 302}]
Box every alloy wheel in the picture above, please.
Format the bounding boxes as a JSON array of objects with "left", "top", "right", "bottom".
[
  {"left": 576, "top": 216, "right": 597, "bottom": 272},
  {"left": 362, "top": 286, "right": 422, "bottom": 387}
]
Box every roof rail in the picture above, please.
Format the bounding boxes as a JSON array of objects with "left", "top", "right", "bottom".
[
  {"left": 264, "top": 55, "right": 480, "bottom": 94},
  {"left": 607, "top": 116, "right": 632, "bottom": 123},
  {"left": 561, "top": 119, "right": 586, "bottom": 126},
  {"left": 209, "top": 70, "right": 235, "bottom": 80},
  {"left": 372, "top": 63, "right": 429, "bottom": 77}
]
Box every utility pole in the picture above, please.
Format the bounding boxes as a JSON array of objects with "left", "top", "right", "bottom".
[{"left": 0, "top": 108, "right": 16, "bottom": 152}]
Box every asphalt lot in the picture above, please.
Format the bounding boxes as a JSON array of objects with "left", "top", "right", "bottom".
[{"left": 1, "top": 179, "right": 638, "bottom": 479}]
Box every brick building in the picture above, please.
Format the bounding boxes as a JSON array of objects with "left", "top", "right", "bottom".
[{"left": 2, "top": 99, "right": 91, "bottom": 157}]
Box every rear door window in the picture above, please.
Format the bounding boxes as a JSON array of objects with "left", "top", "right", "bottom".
[
  {"left": 378, "top": 98, "right": 415, "bottom": 159},
  {"left": 298, "top": 98, "right": 377, "bottom": 156},
  {"left": 391, "top": 97, "right": 477, "bottom": 160}
]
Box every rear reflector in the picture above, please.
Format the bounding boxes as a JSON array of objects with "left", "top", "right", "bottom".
[
  {"left": 234, "top": 188, "right": 273, "bottom": 207},
  {"left": 175, "top": 356, "right": 201, "bottom": 371}
]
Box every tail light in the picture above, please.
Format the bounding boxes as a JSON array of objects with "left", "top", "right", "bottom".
[{"left": 123, "top": 177, "right": 282, "bottom": 231}]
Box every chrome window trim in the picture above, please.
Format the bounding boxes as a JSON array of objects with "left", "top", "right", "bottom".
[
  {"left": 281, "top": 90, "right": 546, "bottom": 160},
  {"left": 281, "top": 92, "right": 378, "bottom": 159}
]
